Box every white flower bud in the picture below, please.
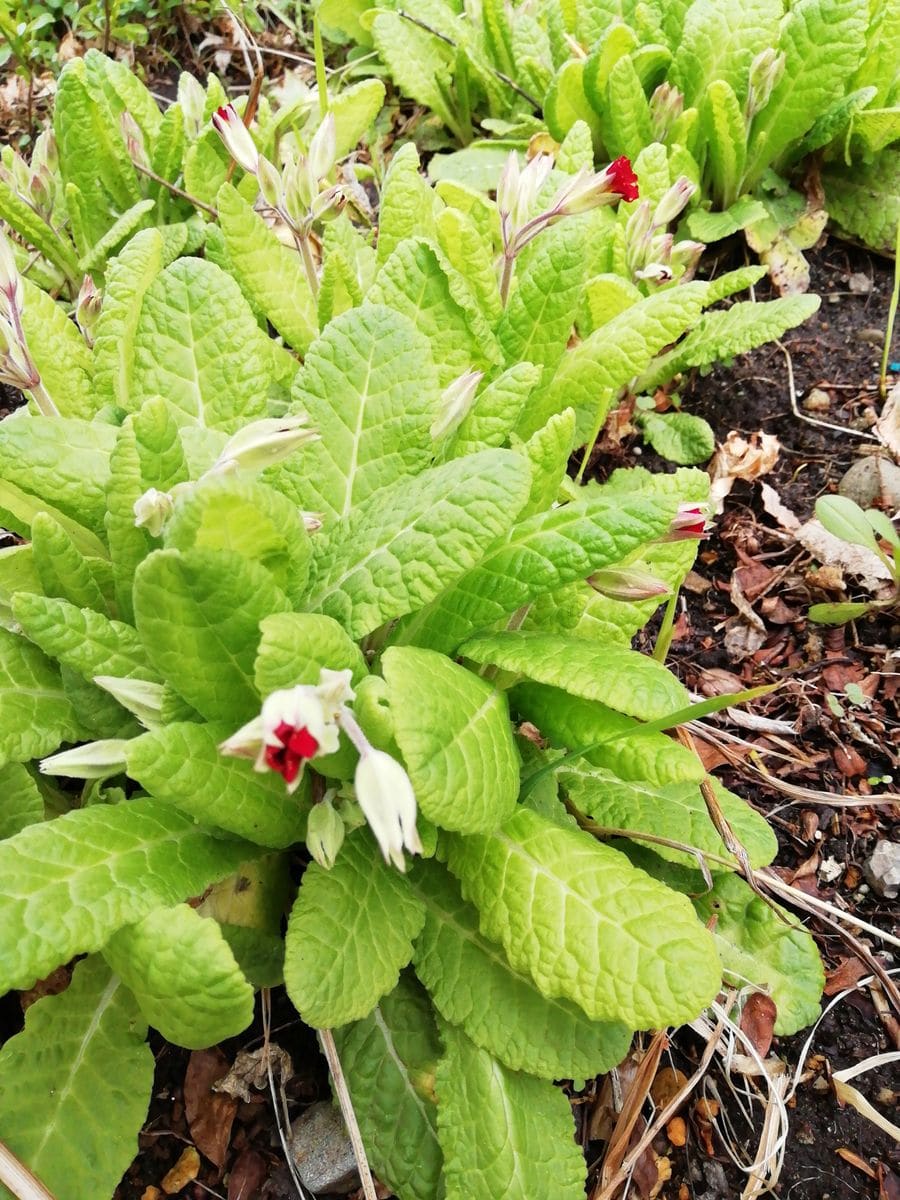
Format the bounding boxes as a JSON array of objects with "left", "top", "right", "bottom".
[
  {"left": 209, "top": 414, "right": 319, "bottom": 476},
  {"left": 257, "top": 155, "right": 284, "bottom": 210},
  {"left": 0, "top": 226, "right": 23, "bottom": 313},
  {"left": 133, "top": 487, "right": 175, "bottom": 537},
  {"left": 652, "top": 176, "right": 696, "bottom": 227},
  {"left": 93, "top": 675, "right": 166, "bottom": 728},
  {"left": 354, "top": 750, "right": 422, "bottom": 872},
  {"left": 211, "top": 103, "right": 259, "bottom": 176},
  {"left": 431, "top": 370, "right": 483, "bottom": 440},
  {"left": 179, "top": 73, "right": 207, "bottom": 138},
  {"left": 308, "top": 112, "right": 337, "bottom": 181},
  {"left": 40, "top": 739, "right": 130, "bottom": 779}
]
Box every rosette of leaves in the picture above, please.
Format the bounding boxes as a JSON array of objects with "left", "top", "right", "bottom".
[
  {"left": 0, "top": 48, "right": 385, "bottom": 297},
  {"left": 0, "top": 138, "right": 823, "bottom": 1200}
]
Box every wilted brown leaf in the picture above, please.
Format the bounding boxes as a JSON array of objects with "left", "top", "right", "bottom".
[
  {"left": 185, "top": 1048, "right": 238, "bottom": 1169},
  {"left": 824, "top": 957, "right": 870, "bottom": 995},
  {"left": 740, "top": 992, "right": 777, "bottom": 1059},
  {"left": 214, "top": 1045, "right": 293, "bottom": 1103},
  {"left": 227, "top": 1148, "right": 268, "bottom": 1199}
]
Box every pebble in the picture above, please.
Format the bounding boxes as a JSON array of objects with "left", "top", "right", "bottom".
[
  {"left": 290, "top": 1101, "right": 359, "bottom": 1195},
  {"left": 839, "top": 456, "right": 900, "bottom": 508},
  {"left": 863, "top": 840, "right": 900, "bottom": 899},
  {"left": 802, "top": 387, "right": 831, "bottom": 412}
]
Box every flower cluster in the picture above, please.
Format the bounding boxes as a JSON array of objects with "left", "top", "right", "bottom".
[
  {"left": 0, "top": 226, "right": 57, "bottom": 415},
  {"left": 625, "top": 177, "right": 704, "bottom": 286},
  {"left": 220, "top": 669, "right": 422, "bottom": 871}
]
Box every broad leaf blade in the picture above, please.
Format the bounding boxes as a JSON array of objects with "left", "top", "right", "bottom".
[{"left": 0, "top": 628, "right": 79, "bottom": 767}]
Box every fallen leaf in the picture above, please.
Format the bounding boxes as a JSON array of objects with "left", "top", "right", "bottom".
[
  {"left": 824, "top": 957, "right": 870, "bottom": 995},
  {"left": 161, "top": 1147, "right": 201, "bottom": 1195},
  {"left": 836, "top": 1147, "right": 877, "bottom": 1178},
  {"left": 185, "top": 1048, "right": 238, "bottom": 1169},
  {"left": 795, "top": 519, "right": 892, "bottom": 586},
  {"left": 227, "top": 1148, "right": 268, "bottom": 1200},
  {"left": 648, "top": 1153, "right": 672, "bottom": 1200},
  {"left": 760, "top": 482, "right": 801, "bottom": 531},
  {"left": 724, "top": 575, "right": 767, "bottom": 661},
  {"left": 214, "top": 1045, "right": 293, "bottom": 1104},
  {"left": 878, "top": 1162, "right": 900, "bottom": 1200},
  {"left": 740, "top": 992, "right": 777, "bottom": 1059},
  {"left": 140, "top": 1189, "right": 162, "bottom": 1200},
  {"left": 833, "top": 745, "right": 867, "bottom": 777},
  {"left": 709, "top": 431, "right": 781, "bottom": 513},
  {"left": 838, "top": 456, "right": 900, "bottom": 509}
]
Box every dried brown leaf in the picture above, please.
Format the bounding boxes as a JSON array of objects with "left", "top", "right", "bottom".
[
  {"left": 739, "top": 992, "right": 777, "bottom": 1059},
  {"left": 185, "top": 1048, "right": 237, "bottom": 1169}
]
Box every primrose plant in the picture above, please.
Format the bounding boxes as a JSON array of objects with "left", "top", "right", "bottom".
[
  {"left": 808, "top": 494, "right": 900, "bottom": 625},
  {"left": 0, "top": 122, "right": 824, "bottom": 1200}
]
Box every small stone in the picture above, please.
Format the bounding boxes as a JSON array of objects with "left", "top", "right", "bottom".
[
  {"left": 863, "top": 840, "right": 900, "bottom": 899},
  {"left": 859, "top": 327, "right": 884, "bottom": 346},
  {"left": 803, "top": 387, "right": 831, "bottom": 412},
  {"left": 848, "top": 271, "right": 873, "bottom": 294},
  {"left": 290, "top": 1101, "right": 359, "bottom": 1195},
  {"left": 838, "top": 456, "right": 900, "bottom": 509}
]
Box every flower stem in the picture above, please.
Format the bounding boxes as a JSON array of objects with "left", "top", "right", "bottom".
[
  {"left": 499, "top": 251, "right": 515, "bottom": 306},
  {"left": 28, "top": 378, "right": 60, "bottom": 417},
  {"left": 296, "top": 231, "right": 320, "bottom": 300},
  {"left": 652, "top": 590, "right": 679, "bottom": 662}
]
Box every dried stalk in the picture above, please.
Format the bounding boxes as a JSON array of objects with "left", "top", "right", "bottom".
[
  {"left": 0, "top": 1140, "right": 56, "bottom": 1200},
  {"left": 319, "top": 1029, "right": 379, "bottom": 1200}
]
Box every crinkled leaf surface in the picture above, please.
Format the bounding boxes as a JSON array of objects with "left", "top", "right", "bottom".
[
  {"left": 285, "top": 830, "right": 425, "bottom": 1028},
  {"left": 447, "top": 807, "right": 720, "bottom": 1027},
  {"left": 333, "top": 974, "right": 444, "bottom": 1200},
  {"left": 672, "top": 0, "right": 782, "bottom": 105},
  {"left": 436, "top": 1021, "right": 586, "bottom": 1200},
  {"left": 290, "top": 304, "right": 441, "bottom": 522},
  {"left": 20, "top": 281, "right": 93, "bottom": 420},
  {"left": 0, "top": 799, "right": 256, "bottom": 992},
  {"left": 133, "top": 547, "right": 290, "bottom": 724},
  {"left": 411, "top": 862, "right": 630, "bottom": 1079},
  {"left": 459, "top": 631, "right": 689, "bottom": 720},
  {"left": 394, "top": 491, "right": 678, "bottom": 654},
  {"left": 307, "top": 449, "right": 531, "bottom": 639},
  {"left": 103, "top": 904, "right": 254, "bottom": 1048},
  {"left": 92, "top": 228, "right": 165, "bottom": 409},
  {"left": 0, "top": 956, "right": 153, "bottom": 1200},
  {"left": 0, "top": 762, "right": 44, "bottom": 838},
  {"left": 132, "top": 257, "right": 269, "bottom": 432},
  {"left": 126, "top": 721, "right": 308, "bottom": 848},
  {"left": 383, "top": 647, "right": 519, "bottom": 833},
  {"left": 254, "top": 612, "right": 368, "bottom": 694},
  {"left": 0, "top": 628, "right": 78, "bottom": 768}
]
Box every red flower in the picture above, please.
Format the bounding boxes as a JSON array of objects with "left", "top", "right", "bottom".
[
  {"left": 607, "top": 156, "right": 640, "bottom": 202},
  {"left": 264, "top": 721, "right": 320, "bottom": 784},
  {"left": 663, "top": 504, "right": 708, "bottom": 541}
]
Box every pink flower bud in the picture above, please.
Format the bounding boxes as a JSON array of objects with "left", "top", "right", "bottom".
[
  {"left": 587, "top": 567, "right": 671, "bottom": 601},
  {"left": 211, "top": 103, "right": 259, "bottom": 176},
  {"left": 663, "top": 504, "right": 708, "bottom": 541},
  {"left": 0, "top": 227, "right": 23, "bottom": 313}
]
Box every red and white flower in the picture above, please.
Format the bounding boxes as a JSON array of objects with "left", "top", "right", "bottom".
[
  {"left": 211, "top": 103, "right": 259, "bottom": 176},
  {"left": 663, "top": 503, "right": 709, "bottom": 541}
]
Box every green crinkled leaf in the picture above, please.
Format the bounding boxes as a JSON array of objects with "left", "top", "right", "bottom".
[
  {"left": 149, "top": 104, "right": 187, "bottom": 222},
  {"left": 12, "top": 592, "right": 156, "bottom": 684},
  {"left": 0, "top": 956, "right": 153, "bottom": 1200},
  {"left": 447, "top": 806, "right": 721, "bottom": 1027},
  {"left": 105, "top": 417, "right": 153, "bottom": 625},
  {"left": 333, "top": 974, "right": 444, "bottom": 1200},
  {"left": 436, "top": 207, "right": 503, "bottom": 326},
  {"left": 61, "top": 665, "right": 137, "bottom": 741},
  {"left": 126, "top": 721, "right": 308, "bottom": 847},
  {"left": 92, "top": 228, "right": 166, "bottom": 410},
  {"left": 411, "top": 861, "right": 630, "bottom": 1079},
  {"left": 443, "top": 363, "right": 540, "bottom": 460},
  {"left": 19, "top": 281, "right": 93, "bottom": 419},
  {"left": 582, "top": 273, "right": 642, "bottom": 333},
  {"left": 371, "top": 14, "right": 460, "bottom": 142},
  {"left": 79, "top": 199, "right": 155, "bottom": 274},
  {"left": 638, "top": 295, "right": 821, "bottom": 390},
  {"left": 498, "top": 220, "right": 590, "bottom": 377},
  {"left": 545, "top": 59, "right": 602, "bottom": 144},
  {"left": 216, "top": 183, "right": 318, "bottom": 354},
  {"left": 437, "top": 1021, "right": 586, "bottom": 1200},
  {"left": 103, "top": 903, "right": 255, "bottom": 1048},
  {"left": 0, "top": 478, "right": 106, "bottom": 561},
  {"left": 0, "top": 414, "right": 116, "bottom": 535},
  {"left": 699, "top": 79, "right": 747, "bottom": 208},
  {"left": 638, "top": 410, "right": 716, "bottom": 465},
  {"left": 0, "top": 628, "right": 78, "bottom": 767},
  {"left": 132, "top": 395, "right": 190, "bottom": 490},
  {"left": 132, "top": 257, "right": 269, "bottom": 432},
  {"left": 393, "top": 491, "right": 678, "bottom": 654},
  {"left": 290, "top": 304, "right": 441, "bottom": 523},
  {"left": 133, "top": 547, "right": 290, "bottom": 724},
  {"left": 672, "top": 0, "right": 782, "bottom": 107},
  {"left": 164, "top": 476, "right": 311, "bottom": 604},
  {"left": 375, "top": 142, "right": 442, "bottom": 267},
  {"left": 823, "top": 148, "right": 900, "bottom": 254},
  {"left": 255, "top": 612, "right": 367, "bottom": 693},
  {"left": 601, "top": 55, "right": 654, "bottom": 160},
  {"left": 329, "top": 78, "right": 388, "bottom": 157},
  {"left": 183, "top": 130, "right": 231, "bottom": 211},
  {"left": 516, "top": 408, "right": 576, "bottom": 519},
  {"left": 528, "top": 282, "right": 708, "bottom": 442},
  {"left": 0, "top": 762, "right": 44, "bottom": 838},
  {"left": 83, "top": 49, "right": 163, "bottom": 142},
  {"left": 30, "top": 512, "right": 109, "bottom": 614},
  {"left": 511, "top": 682, "right": 706, "bottom": 785},
  {"left": 285, "top": 829, "right": 425, "bottom": 1027},
  {"left": 684, "top": 199, "right": 769, "bottom": 243},
  {"left": 0, "top": 799, "right": 257, "bottom": 992},
  {"left": 382, "top": 647, "right": 520, "bottom": 833},
  {"left": 368, "top": 239, "right": 497, "bottom": 383},
  {"left": 744, "top": 0, "right": 869, "bottom": 186},
  {"left": 0, "top": 175, "right": 80, "bottom": 282},
  {"left": 460, "top": 631, "right": 688, "bottom": 719},
  {"left": 307, "top": 449, "right": 531, "bottom": 640},
  {"left": 561, "top": 764, "right": 777, "bottom": 868}
]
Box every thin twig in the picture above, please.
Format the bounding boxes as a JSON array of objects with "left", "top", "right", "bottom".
[
  {"left": 0, "top": 1140, "right": 56, "bottom": 1200},
  {"left": 260, "top": 990, "right": 312, "bottom": 1200},
  {"left": 130, "top": 161, "right": 218, "bottom": 217},
  {"left": 319, "top": 1029, "right": 379, "bottom": 1200},
  {"left": 778, "top": 339, "right": 879, "bottom": 442}
]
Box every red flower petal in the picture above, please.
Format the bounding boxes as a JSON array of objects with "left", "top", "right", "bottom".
[
  {"left": 288, "top": 726, "right": 319, "bottom": 759},
  {"left": 608, "top": 156, "right": 640, "bottom": 202}
]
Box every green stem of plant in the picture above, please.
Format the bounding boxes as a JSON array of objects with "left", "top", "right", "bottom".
[
  {"left": 28, "top": 379, "right": 60, "bottom": 417},
  {"left": 499, "top": 252, "right": 515, "bottom": 306},
  {"left": 313, "top": 16, "right": 329, "bottom": 117},
  {"left": 652, "top": 589, "right": 679, "bottom": 662},
  {"left": 879, "top": 215, "right": 900, "bottom": 399},
  {"left": 297, "top": 231, "right": 320, "bottom": 300}
]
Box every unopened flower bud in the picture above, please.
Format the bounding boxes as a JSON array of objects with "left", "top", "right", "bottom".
[
  {"left": 634, "top": 262, "right": 674, "bottom": 283},
  {"left": 309, "top": 183, "right": 346, "bottom": 224},
  {"left": 747, "top": 49, "right": 785, "bottom": 119},
  {"left": 283, "top": 158, "right": 317, "bottom": 225},
  {"left": 496, "top": 151, "right": 521, "bottom": 223},
  {"left": 431, "top": 369, "right": 483, "bottom": 439},
  {"left": 653, "top": 176, "right": 696, "bottom": 227},
  {"left": 133, "top": 487, "right": 175, "bottom": 537},
  {"left": 11, "top": 151, "right": 30, "bottom": 198},
  {"left": 211, "top": 103, "right": 259, "bottom": 175},
  {"left": 0, "top": 226, "right": 23, "bottom": 313},
  {"left": 179, "top": 73, "right": 206, "bottom": 139},
  {"left": 93, "top": 675, "right": 166, "bottom": 728},
  {"left": 515, "top": 153, "right": 553, "bottom": 224},
  {"left": 76, "top": 275, "right": 102, "bottom": 345},
  {"left": 121, "top": 112, "right": 149, "bottom": 169},
  {"left": 649, "top": 83, "right": 684, "bottom": 142},
  {"left": 308, "top": 112, "right": 337, "bottom": 181},
  {"left": 306, "top": 797, "right": 345, "bottom": 869},
  {"left": 209, "top": 414, "right": 319, "bottom": 475},
  {"left": 625, "top": 200, "right": 654, "bottom": 248},
  {"left": 354, "top": 749, "right": 422, "bottom": 872},
  {"left": 587, "top": 567, "right": 671, "bottom": 601},
  {"left": 257, "top": 155, "right": 283, "bottom": 210},
  {"left": 28, "top": 166, "right": 53, "bottom": 213},
  {"left": 40, "top": 738, "right": 130, "bottom": 779},
  {"left": 670, "top": 239, "right": 705, "bottom": 278},
  {"left": 33, "top": 129, "right": 58, "bottom": 174}
]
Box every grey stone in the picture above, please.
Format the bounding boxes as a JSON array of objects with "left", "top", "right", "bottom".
[
  {"left": 289, "top": 1101, "right": 359, "bottom": 1195},
  {"left": 864, "top": 840, "right": 900, "bottom": 899},
  {"left": 838, "top": 456, "right": 900, "bottom": 509}
]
